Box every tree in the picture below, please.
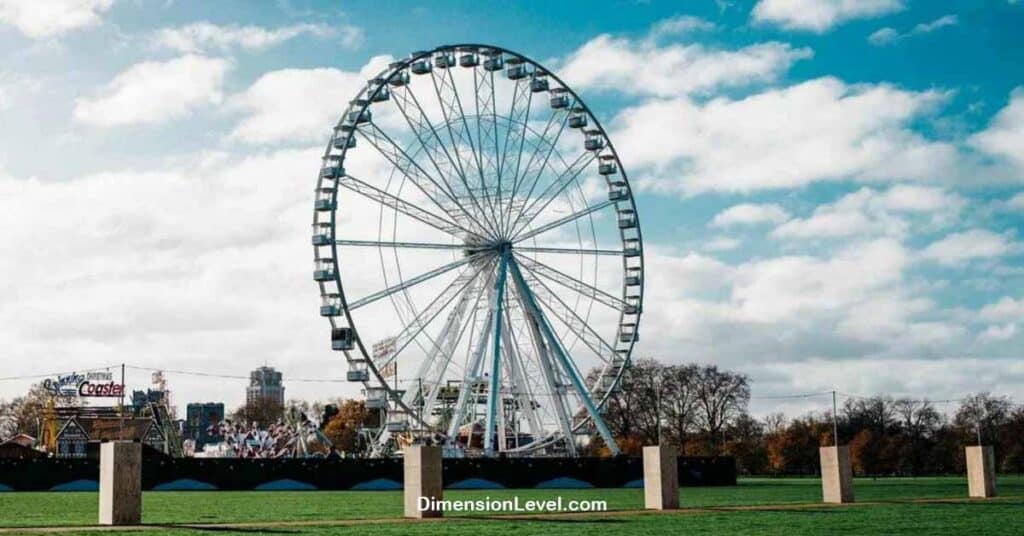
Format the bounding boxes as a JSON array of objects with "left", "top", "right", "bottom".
[
  {"left": 954, "top": 393, "right": 1011, "bottom": 445},
  {"left": 231, "top": 397, "right": 284, "bottom": 427},
  {"left": 694, "top": 366, "right": 750, "bottom": 449},
  {"left": 0, "top": 383, "right": 79, "bottom": 439},
  {"left": 322, "top": 399, "right": 375, "bottom": 454},
  {"left": 662, "top": 364, "right": 699, "bottom": 445}
]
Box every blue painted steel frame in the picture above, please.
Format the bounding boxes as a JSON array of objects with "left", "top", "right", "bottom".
[
  {"left": 507, "top": 256, "right": 621, "bottom": 456},
  {"left": 484, "top": 248, "right": 511, "bottom": 455}
]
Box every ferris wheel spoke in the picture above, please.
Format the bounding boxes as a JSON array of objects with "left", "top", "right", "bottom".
[
  {"left": 375, "top": 259, "right": 491, "bottom": 372},
  {"left": 502, "top": 108, "right": 571, "bottom": 237},
  {"left": 427, "top": 68, "right": 496, "bottom": 231},
  {"left": 507, "top": 257, "right": 620, "bottom": 455},
  {"left": 514, "top": 254, "right": 627, "bottom": 312},
  {"left": 356, "top": 122, "right": 495, "bottom": 239},
  {"left": 512, "top": 199, "right": 614, "bottom": 244},
  {"left": 339, "top": 175, "right": 485, "bottom": 242},
  {"left": 514, "top": 245, "right": 622, "bottom": 256},
  {"left": 508, "top": 265, "right": 578, "bottom": 454},
  {"left": 417, "top": 271, "right": 493, "bottom": 426},
  {"left": 515, "top": 261, "right": 617, "bottom": 365},
  {"left": 348, "top": 252, "right": 487, "bottom": 311},
  {"left": 335, "top": 239, "right": 470, "bottom": 252},
  {"left": 399, "top": 269, "right": 482, "bottom": 415},
  {"left": 498, "top": 81, "right": 534, "bottom": 236},
  {"left": 508, "top": 151, "right": 598, "bottom": 239},
  {"left": 394, "top": 80, "right": 499, "bottom": 238}
]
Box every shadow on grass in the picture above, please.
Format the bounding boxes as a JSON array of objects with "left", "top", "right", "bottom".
[{"left": 151, "top": 525, "right": 300, "bottom": 534}]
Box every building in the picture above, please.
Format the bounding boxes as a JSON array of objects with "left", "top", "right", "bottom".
[
  {"left": 54, "top": 417, "right": 167, "bottom": 458},
  {"left": 184, "top": 402, "right": 225, "bottom": 449},
  {"left": 246, "top": 366, "right": 285, "bottom": 407}
]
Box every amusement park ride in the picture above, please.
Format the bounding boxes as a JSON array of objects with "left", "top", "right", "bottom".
[{"left": 312, "top": 45, "right": 645, "bottom": 458}]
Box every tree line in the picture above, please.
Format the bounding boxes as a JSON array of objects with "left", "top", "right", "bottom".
[{"left": 584, "top": 358, "right": 1024, "bottom": 475}]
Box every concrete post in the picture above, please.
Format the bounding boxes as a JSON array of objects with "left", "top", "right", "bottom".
[
  {"left": 99, "top": 441, "right": 142, "bottom": 526},
  {"left": 819, "top": 445, "right": 854, "bottom": 504},
  {"left": 404, "top": 445, "right": 443, "bottom": 518},
  {"left": 643, "top": 445, "right": 679, "bottom": 510},
  {"left": 965, "top": 446, "right": 997, "bottom": 498}
]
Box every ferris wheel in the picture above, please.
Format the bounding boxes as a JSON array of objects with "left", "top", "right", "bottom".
[{"left": 312, "top": 44, "right": 643, "bottom": 457}]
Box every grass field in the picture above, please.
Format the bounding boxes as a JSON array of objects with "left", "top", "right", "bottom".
[{"left": 1, "top": 476, "right": 1021, "bottom": 534}]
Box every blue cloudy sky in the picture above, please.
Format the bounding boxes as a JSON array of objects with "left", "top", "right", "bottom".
[{"left": 0, "top": 0, "right": 1021, "bottom": 416}]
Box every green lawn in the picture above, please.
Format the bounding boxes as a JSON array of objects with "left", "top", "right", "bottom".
[{"left": 0, "top": 476, "right": 1021, "bottom": 534}]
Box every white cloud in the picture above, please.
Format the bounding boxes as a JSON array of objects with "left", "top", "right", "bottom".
[
  {"left": 979, "top": 322, "right": 1017, "bottom": 342},
  {"left": 920, "top": 229, "right": 1013, "bottom": 266},
  {"left": 970, "top": 88, "right": 1024, "bottom": 172},
  {"left": 752, "top": 0, "right": 905, "bottom": 33},
  {"left": 226, "top": 55, "right": 392, "bottom": 145},
  {"left": 710, "top": 203, "right": 790, "bottom": 227},
  {"left": 772, "top": 185, "right": 963, "bottom": 239},
  {"left": 979, "top": 296, "right": 1024, "bottom": 322},
  {"left": 704, "top": 236, "right": 741, "bottom": 252},
  {"left": 611, "top": 77, "right": 956, "bottom": 194},
  {"left": 1008, "top": 192, "right": 1024, "bottom": 209},
  {"left": 869, "top": 14, "right": 958, "bottom": 46},
  {"left": 649, "top": 15, "right": 715, "bottom": 38},
  {"left": 0, "top": 0, "right": 113, "bottom": 38},
  {"left": 561, "top": 34, "right": 811, "bottom": 97},
  {"left": 0, "top": 71, "right": 39, "bottom": 110},
  {"left": 73, "top": 54, "right": 231, "bottom": 127},
  {"left": 153, "top": 22, "right": 358, "bottom": 54}
]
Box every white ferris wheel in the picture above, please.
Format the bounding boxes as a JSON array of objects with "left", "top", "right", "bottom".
[{"left": 312, "top": 44, "right": 644, "bottom": 457}]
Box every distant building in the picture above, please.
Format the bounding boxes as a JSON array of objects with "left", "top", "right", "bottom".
[
  {"left": 185, "top": 402, "right": 225, "bottom": 449},
  {"left": 246, "top": 366, "right": 285, "bottom": 407}
]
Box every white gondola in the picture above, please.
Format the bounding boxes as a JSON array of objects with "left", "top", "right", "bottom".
[
  {"left": 347, "top": 362, "right": 369, "bottom": 382},
  {"left": 312, "top": 223, "right": 333, "bottom": 246},
  {"left": 625, "top": 266, "right": 642, "bottom": 287},
  {"left": 321, "top": 294, "right": 342, "bottom": 317},
  {"left": 623, "top": 295, "right": 641, "bottom": 315},
  {"left": 584, "top": 129, "right": 605, "bottom": 151},
  {"left": 387, "top": 68, "right": 410, "bottom": 87},
  {"left": 459, "top": 49, "right": 479, "bottom": 67},
  {"left": 506, "top": 63, "right": 528, "bottom": 80},
  {"left": 599, "top": 155, "right": 618, "bottom": 175},
  {"left": 411, "top": 59, "right": 431, "bottom": 75},
  {"left": 530, "top": 76, "right": 549, "bottom": 93},
  {"left": 617, "top": 209, "right": 637, "bottom": 229},
  {"left": 332, "top": 327, "right": 355, "bottom": 350},
  {"left": 313, "top": 258, "right": 335, "bottom": 282},
  {"left": 332, "top": 129, "right": 356, "bottom": 150},
  {"left": 365, "top": 387, "right": 387, "bottom": 409},
  {"left": 483, "top": 52, "right": 504, "bottom": 72},
  {"left": 619, "top": 323, "right": 637, "bottom": 343},
  {"left": 609, "top": 184, "right": 629, "bottom": 202},
  {"left": 368, "top": 78, "right": 390, "bottom": 102},
  {"left": 347, "top": 108, "right": 371, "bottom": 124},
  {"left": 568, "top": 108, "right": 587, "bottom": 128},
  {"left": 623, "top": 238, "right": 641, "bottom": 257},
  {"left": 434, "top": 51, "right": 455, "bottom": 69},
  {"left": 320, "top": 163, "right": 343, "bottom": 180},
  {"left": 550, "top": 88, "right": 569, "bottom": 109},
  {"left": 315, "top": 187, "right": 336, "bottom": 211}
]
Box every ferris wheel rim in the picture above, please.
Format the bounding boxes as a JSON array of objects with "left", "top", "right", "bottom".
[{"left": 312, "top": 43, "right": 646, "bottom": 453}]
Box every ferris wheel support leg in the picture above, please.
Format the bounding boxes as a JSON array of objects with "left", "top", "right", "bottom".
[
  {"left": 512, "top": 278, "right": 578, "bottom": 456},
  {"left": 483, "top": 250, "right": 510, "bottom": 456},
  {"left": 501, "top": 309, "right": 544, "bottom": 444},
  {"left": 508, "top": 257, "right": 621, "bottom": 456},
  {"left": 446, "top": 307, "right": 493, "bottom": 441}
]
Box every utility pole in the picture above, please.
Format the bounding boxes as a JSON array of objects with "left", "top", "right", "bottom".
[
  {"left": 119, "top": 363, "right": 126, "bottom": 441},
  {"left": 832, "top": 390, "right": 839, "bottom": 446}
]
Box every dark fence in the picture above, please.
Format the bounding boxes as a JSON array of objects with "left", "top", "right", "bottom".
[{"left": 0, "top": 452, "right": 735, "bottom": 491}]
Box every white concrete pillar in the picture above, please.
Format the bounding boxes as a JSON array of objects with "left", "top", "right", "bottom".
[
  {"left": 643, "top": 445, "right": 679, "bottom": 510},
  {"left": 966, "top": 446, "right": 997, "bottom": 498},
  {"left": 404, "top": 445, "right": 443, "bottom": 518},
  {"left": 99, "top": 441, "right": 142, "bottom": 526},
  {"left": 820, "top": 445, "right": 854, "bottom": 504}
]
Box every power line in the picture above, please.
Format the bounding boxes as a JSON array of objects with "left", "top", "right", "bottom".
[
  {"left": 0, "top": 364, "right": 122, "bottom": 382},
  {"left": 124, "top": 365, "right": 350, "bottom": 384}
]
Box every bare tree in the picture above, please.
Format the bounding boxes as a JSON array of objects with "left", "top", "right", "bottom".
[
  {"left": 694, "top": 366, "right": 750, "bottom": 447},
  {"left": 662, "top": 364, "right": 699, "bottom": 444}
]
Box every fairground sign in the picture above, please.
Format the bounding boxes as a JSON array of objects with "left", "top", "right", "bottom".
[{"left": 42, "top": 371, "right": 124, "bottom": 398}]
